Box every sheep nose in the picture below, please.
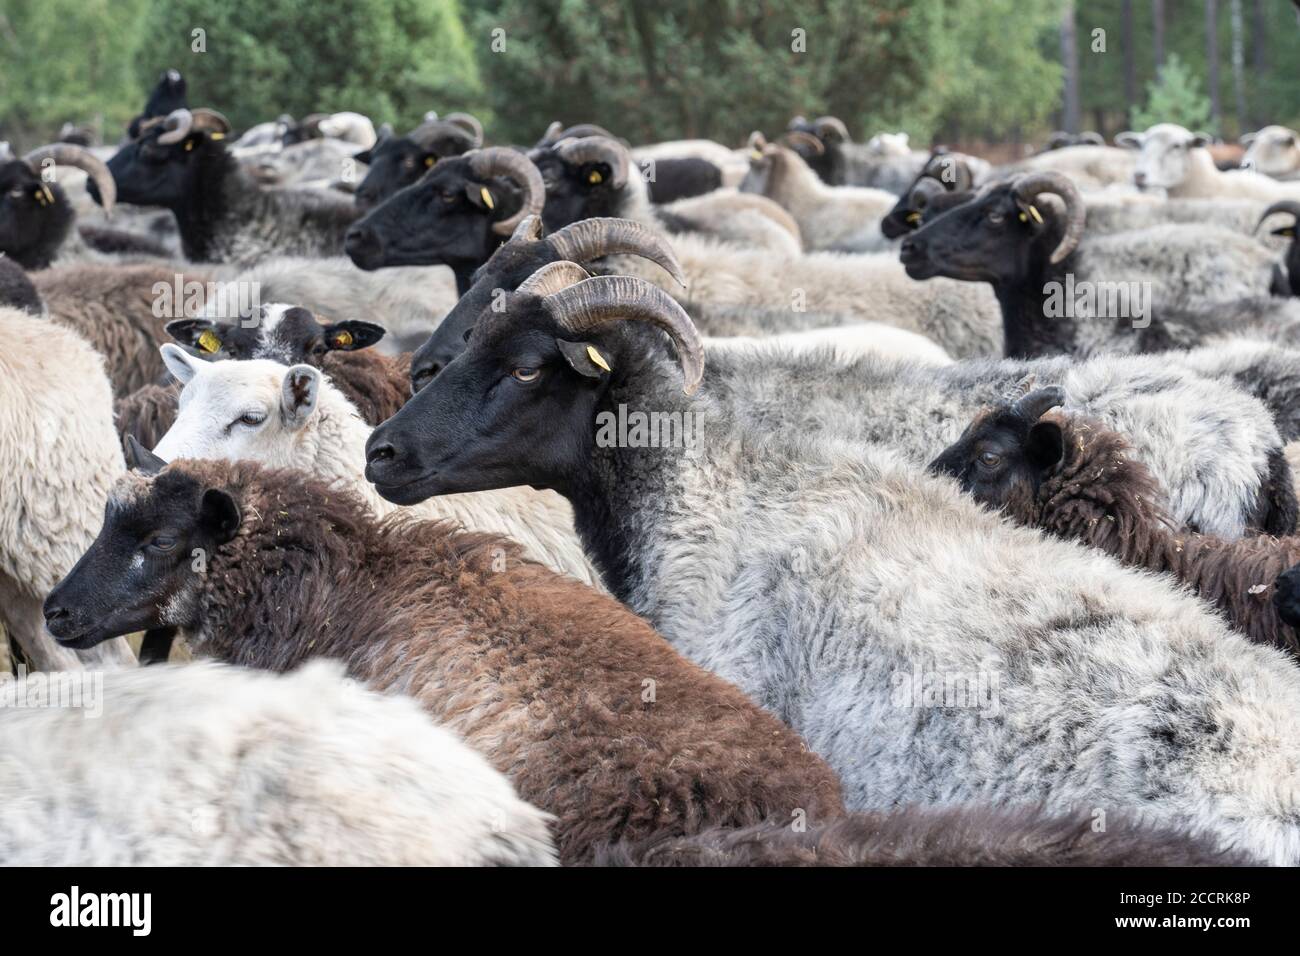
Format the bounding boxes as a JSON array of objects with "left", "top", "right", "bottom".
[
  {"left": 366, "top": 441, "right": 396, "bottom": 465},
  {"left": 42, "top": 603, "right": 69, "bottom": 625},
  {"left": 344, "top": 225, "right": 383, "bottom": 270}
]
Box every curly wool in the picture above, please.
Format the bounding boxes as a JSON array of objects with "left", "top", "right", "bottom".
[{"left": 0, "top": 661, "right": 557, "bottom": 866}]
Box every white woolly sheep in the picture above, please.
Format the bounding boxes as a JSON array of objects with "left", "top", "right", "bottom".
[
  {"left": 1119, "top": 123, "right": 1300, "bottom": 200},
  {"left": 1241, "top": 125, "right": 1300, "bottom": 180}
]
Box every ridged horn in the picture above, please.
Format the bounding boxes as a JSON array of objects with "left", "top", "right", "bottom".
[
  {"left": 1012, "top": 171, "right": 1085, "bottom": 264},
  {"left": 517, "top": 261, "right": 591, "bottom": 297},
  {"left": 782, "top": 131, "right": 825, "bottom": 155},
  {"left": 813, "top": 116, "right": 850, "bottom": 142},
  {"left": 544, "top": 217, "right": 687, "bottom": 288},
  {"left": 908, "top": 176, "right": 946, "bottom": 208},
  {"left": 466, "top": 147, "right": 546, "bottom": 236},
  {"left": 444, "top": 112, "right": 484, "bottom": 147},
  {"left": 554, "top": 136, "right": 628, "bottom": 190},
  {"left": 541, "top": 274, "right": 704, "bottom": 395},
  {"left": 1011, "top": 385, "right": 1067, "bottom": 422},
  {"left": 22, "top": 143, "right": 116, "bottom": 213},
  {"left": 1256, "top": 200, "right": 1300, "bottom": 232},
  {"left": 156, "top": 108, "right": 193, "bottom": 144}
]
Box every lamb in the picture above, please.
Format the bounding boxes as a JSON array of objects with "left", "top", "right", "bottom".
[
  {"left": 0, "top": 305, "right": 134, "bottom": 671},
  {"left": 44, "top": 455, "right": 848, "bottom": 866},
  {"left": 930, "top": 384, "right": 1300, "bottom": 658},
  {"left": 100, "top": 109, "right": 362, "bottom": 266},
  {"left": 1118, "top": 123, "right": 1300, "bottom": 200},
  {"left": 0, "top": 661, "right": 557, "bottom": 866},
  {"left": 31, "top": 262, "right": 215, "bottom": 397},
  {"left": 151, "top": 347, "right": 602, "bottom": 588},
  {"left": 740, "top": 133, "right": 897, "bottom": 252},
  {"left": 1241, "top": 125, "right": 1300, "bottom": 180},
  {"left": 900, "top": 170, "right": 1285, "bottom": 358},
  {"left": 364, "top": 269, "right": 1300, "bottom": 864}
]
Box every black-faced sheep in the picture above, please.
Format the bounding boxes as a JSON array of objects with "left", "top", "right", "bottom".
[{"left": 929, "top": 384, "right": 1300, "bottom": 659}]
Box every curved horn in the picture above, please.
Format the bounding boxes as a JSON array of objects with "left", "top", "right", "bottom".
[
  {"left": 22, "top": 143, "right": 116, "bottom": 213},
  {"left": 909, "top": 176, "right": 946, "bottom": 208},
  {"left": 747, "top": 130, "right": 769, "bottom": 152},
  {"left": 444, "top": 112, "right": 484, "bottom": 147},
  {"left": 466, "top": 147, "right": 546, "bottom": 236},
  {"left": 1012, "top": 171, "right": 1085, "bottom": 264},
  {"left": 1011, "top": 385, "right": 1067, "bottom": 422},
  {"left": 1079, "top": 131, "right": 1105, "bottom": 146},
  {"left": 813, "top": 116, "right": 850, "bottom": 142},
  {"left": 781, "top": 131, "right": 825, "bottom": 155},
  {"left": 787, "top": 115, "right": 809, "bottom": 130},
  {"left": 1256, "top": 200, "right": 1300, "bottom": 233},
  {"left": 544, "top": 217, "right": 687, "bottom": 287},
  {"left": 539, "top": 121, "right": 563, "bottom": 145},
  {"left": 509, "top": 214, "right": 545, "bottom": 243},
  {"left": 156, "top": 108, "right": 193, "bottom": 144},
  {"left": 554, "top": 136, "right": 629, "bottom": 190},
  {"left": 517, "top": 260, "right": 591, "bottom": 297},
  {"left": 541, "top": 274, "right": 704, "bottom": 395},
  {"left": 191, "top": 108, "right": 232, "bottom": 135}
]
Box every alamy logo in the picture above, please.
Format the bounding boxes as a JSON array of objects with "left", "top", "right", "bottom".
[
  {"left": 594, "top": 403, "right": 704, "bottom": 457},
  {"left": 0, "top": 666, "right": 102, "bottom": 718},
  {"left": 50, "top": 886, "right": 151, "bottom": 936},
  {"left": 1042, "top": 274, "right": 1151, "bottom": 328},
  {"left": 891, "top": 666, "right": 1001, "bottom": 718},
  {"left": 152, "top": 275, "right": 262, "bottom": 321}
]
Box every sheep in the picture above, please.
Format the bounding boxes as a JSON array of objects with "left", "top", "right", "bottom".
[
  {"left": 1118, "top": 123, "right": 1300, "bottom": 200},
  {"left": 126, "top": 69, "right": 187, "bottom": 141},
  {"left": 151, "top": 346, "right": 602, "bottom": 588},
  {"left": 0, "top": 661, "right": 557, "bottom": 866},
  {"left": 0, "top": 143, "right": 168, "bottom": 269},
  {"left": 930, "top": 384, "right": 1300, "bottom": 658},
  {"left": 314, "top": 111, "right": 378, "bottom": 148},
  {"left": 353, "top": 117, "right": 480, "bottom": 209},
  {"left": 654, "top": 188, "right": 802, "bottom": 256},
  {"left": 899, "top": 171, "right": 1285, "bottom": 358},
  {"left": 704, "top": 324, "right": 952, "bottom": 366},
  {"left": 31, "top": 262, "right": 215, "bottom": 397},
  {"left": 784, "top": 115, "right": 931, "bottom": 192},
  {"left": 1241, "top": 125, "right": 1300, "bottom": 180},
  {"left": 240, "top": 137, "right": 365, "bottom": 191},
  {"left": 1040, "top": 130, "right": 1106, "bottom": 152},
  {"left": 1003, "top": 143, "right": 1137, "bottom": 191},
  {"left": 740, "top": 133, "right": 897, "bottom": 252},
  {"left": 0, "top": 305, "right": 135, "bottom": 671},
  {"left": 100, "top": 109, "right": 362, "bottom": 266},
  {"left": 631, "top": 138, "right": 750, "bottom": 188},
  {"left": 364, "top": 269, "right": 1300, "bottom": 864},
  {"left": 642, "top": 157, "right": 722, "bottom": 204},
  {"left": 44, "top": 455, "right": 848, "bottom": 866}
]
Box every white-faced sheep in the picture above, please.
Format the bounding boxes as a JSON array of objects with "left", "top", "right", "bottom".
[
  {"left": 366, "top": 270, "right": 1300, "bottom": 864},
  {"left": 1241, "top": 125, "right": 1300, "bottom": 180},
  {"left": 150, "top": 347, "right": 602, "bottom": 588},
  {"left": 1118, "top": 123, "right": 1300, "bottom": 200},
  {"left": 0, "top": 305, "right": 134, "bottom": 670},
  {"left": 0, "top": 661, "right": 556, "bottom": 865}
]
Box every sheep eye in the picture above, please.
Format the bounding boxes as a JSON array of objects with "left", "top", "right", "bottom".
[
  {"left": 987, "top": 212, "right": 1004, "bottom": 225},
  {"left": 440, "top": 189, "right": 457, "bottom": 204},
  {"left": 978, "top": 451, "right": 1002, "bottom": 468},
  {"left": 7, "top": 187, "right": 24, "bottom": 199},
  {"left": 235, "top": 411, "right": 266, "bottom": 427},
  {"left": 147, "top": 534, "right": 177, "bottom": 553},
  {"left": 512, "top": 367, "right": 540, "bottom": 383}
]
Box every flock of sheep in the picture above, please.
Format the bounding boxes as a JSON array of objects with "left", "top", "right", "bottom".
[{"left": 6, "top": 67, "right": 1300, "bottom": 866}]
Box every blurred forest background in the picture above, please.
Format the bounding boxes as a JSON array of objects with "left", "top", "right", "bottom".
[{"left": 2, "top": 0, "right": 1298, "bottom": 150}]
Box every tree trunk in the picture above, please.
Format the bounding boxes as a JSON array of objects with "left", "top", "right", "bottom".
[
  {"left": 1122, "top": 0, "right": 1137, "bottom": 126},
  {"left": 1206, "top": 0, "right": 1221, "bottom": 135},
  {"left": 1252, "top": 0, "right": 1267, "bottom": 77},
  {"left": 1230, "top": 0, "right": 1247, "bottom": 135},
  {"left": 1153, "top": 0, "right": 1166, "bottom": 74},
  {"left": 1060, "top": 0, "right": 1080, "bottom": 134}
]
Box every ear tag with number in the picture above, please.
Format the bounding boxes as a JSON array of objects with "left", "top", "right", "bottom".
[
  {"left": 198, "top": 329, "right": 221, "bottom": 353},
  {"left": 586, "top": 346, "right": 611, "bottom": 372}
]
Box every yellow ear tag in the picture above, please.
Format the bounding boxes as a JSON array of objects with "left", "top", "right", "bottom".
[
  {"left": 480, "top": 186, "right": 495, "bottom": 209},
  {"left": 209, "top": 132, "right": 225, "bottom": 141},
  {"left": 905, "top": 211, "right": 921, "bottom": 223},
  {"left": 586, "top": 345, "right": 611, "bottom": 372},
  {"left": 198, "top": 329, "right": 221, "bottom": 353},
  {"left": 184, "top": 140, "right": 193, "bottom": 151},
  {"left": 1018, "top": 211, "right": 1028, "bottom": 222},
  {"left": 332, "top": 330, "right": 354, "bottom": 347},
  {"left": 750, "top": 148, "right": 764, "bottom": 160},
  {"left": 588, "top": 169, "right": 603, "bottom": 185},
  {"left": 1028, "top": 204, "right": 1043, "bottom": 224},
  {"left": 40, "top": 185, "right": 54, "bottom": 205},
  {"left": 425, "top": 156, "right": 435, "bottom": 167}
]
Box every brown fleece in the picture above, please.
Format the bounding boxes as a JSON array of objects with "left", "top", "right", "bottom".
[
  {"left": 33, "top": 263, "right": 214, "bottom": 397},
  {"left": 1018, "top": 411, "right": 1300, "bottom": 659},
  {"left": 593, "top": 805, "right": 1254, "bottom": 867},
  {"left": 114, "top": 382, "right": 181, "bottom": 451},
  {"left": 171, "top": 459, "right": 845, "bottom": 865},
  {"left": 319, "top": 348, "right": 411, "bottom": 425}
]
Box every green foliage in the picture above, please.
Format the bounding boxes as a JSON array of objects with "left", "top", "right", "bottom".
[{"left": 1131, "top": 53, "right": 1211, "bottom": 131}]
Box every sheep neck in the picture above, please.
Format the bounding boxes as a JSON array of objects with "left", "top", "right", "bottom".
[{"left": 995, "top": 253, "right": 1082, "bottom": 359}]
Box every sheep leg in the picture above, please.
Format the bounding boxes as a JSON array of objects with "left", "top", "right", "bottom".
[
  {"left": 0, "top": 576, "right": 136, "bottom": 671},
  {"left": 138, "top": 628, "right": 177, "bottom": 665}
]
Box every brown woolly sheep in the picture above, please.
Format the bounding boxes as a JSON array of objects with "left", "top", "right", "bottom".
[
  {"left": 44, "top": 456, "right": 1237, "bottom": 866},
  {"left": 45, "top": 456, "right": 845, "bottom": 864},
  {"left": 33, "top": 262, "right": 214, "bottom": 397},
  {"left": 593, "top": 806, "right": 1253, "bottom": 867},
  {"left": 930, "top": 384, "right": 1300, "bottom": 659}
]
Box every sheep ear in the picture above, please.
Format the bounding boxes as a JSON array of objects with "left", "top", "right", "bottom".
[
  {"left": 280, "top": 365, "right": 320, "bottom": 428},
  {"left": 323, "top": 320, "right": 387, "bottom": 351},
  {"left": 165, "top": 319, "right": 223, "bottom": 354},
  {"left": 1189, "top": 132, "right": 1212, "bottom": 148},
  {"left": 198, "top": 489, "right": 241, "bottom": 545},
  {"left": 160, "top": 342, "right": 204, "bottom": 384},
  {"left": 124, "top": 435, "right": 166, "bottom": 475},
  {"left": 555, "top": 339, "right": 610, "bottom": 379},
  {"left": 1115, "top": 131, "right": 1143, "bottom": 149},
  {"left": 1025, "top": 421, "right": 1065, "bottom": 472},
  {"left": 1239, "top": 131, "right": 1257, "bottom": 147}
]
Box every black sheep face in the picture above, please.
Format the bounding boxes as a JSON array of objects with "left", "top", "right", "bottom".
[
  {"left": 43, "top": 458, "right": 240, "bottom": 649},
  {"left": 345, "top": 157, "right": 519, "bottom": 270},
  {"left": 354, "top": 131, "right": 476, "bottom": 210},
  {"left": 530, "top": 149, "right": 622, "bottom": 232},
  {"left": 0, "top": 160, "right": 74, "bottom": 269},
  {"left": 97, "top": 125, "right": 225, "bottom": 211},
  {"left": 928, "top": 405, "right": 1065, "bottom": 513},
  {"left": 166, "top": 304, "right": 386, "bottom": 366},
  {"left": 899, "top": 183, "right": 1058, "bottom": 286}
]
